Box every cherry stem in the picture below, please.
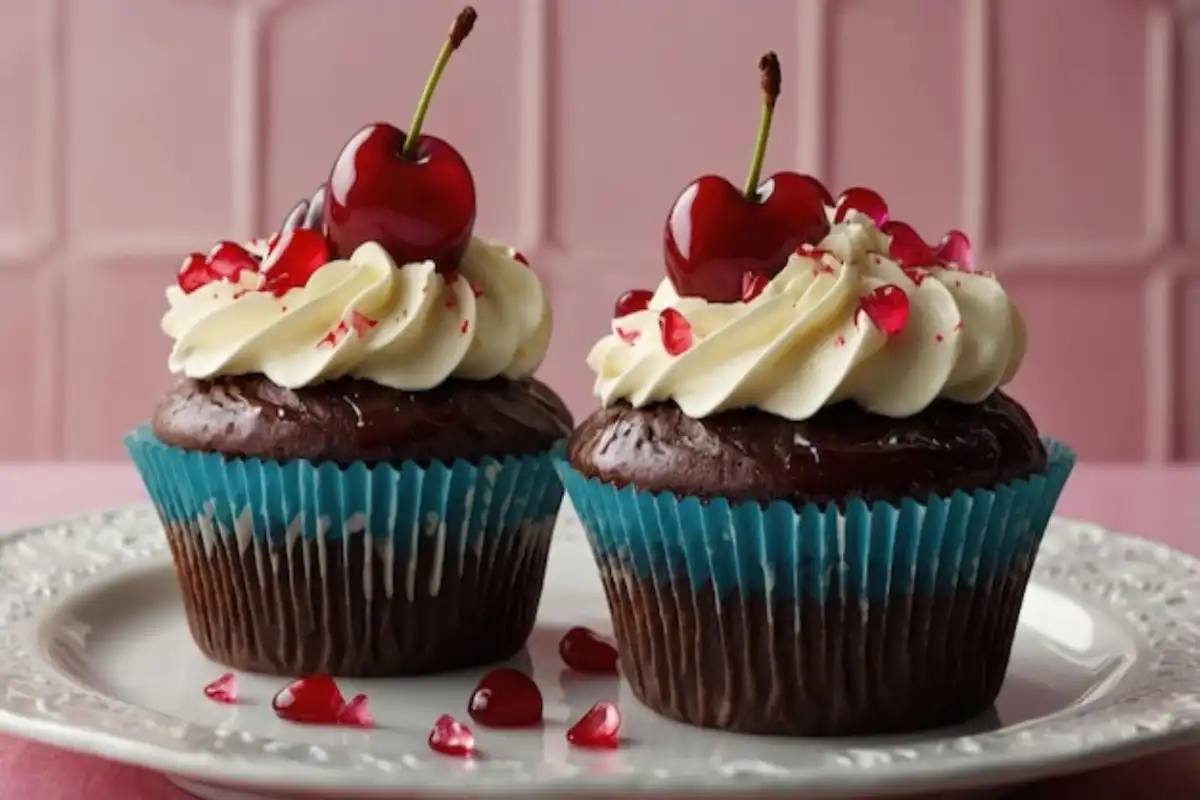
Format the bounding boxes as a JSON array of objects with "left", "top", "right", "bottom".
[
  {"left": 744, "top": 52, "right": 782, "bottom": 200},
  {"left": 402, "top": 6, "right": 478, "bottom": 160}
]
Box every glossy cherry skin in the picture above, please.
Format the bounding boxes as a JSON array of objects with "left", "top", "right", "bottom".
[
  {"left": 664, "top": 172, "right": 829, "bottom": 303},
  {"left": 325, "top": 123, "right": 476, "bottom": 274}
]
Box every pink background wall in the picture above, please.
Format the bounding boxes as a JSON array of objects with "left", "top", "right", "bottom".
[{"left": 0, "top": 0, "right": 1196, "bottom": 462}]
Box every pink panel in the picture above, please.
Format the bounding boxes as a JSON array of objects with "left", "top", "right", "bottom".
[
  {"left": 0, "top": 5, "right": 48, "bottom": 251},
  {"left": 993, "top": 0, "right": 1150, "bottom": 252},
  {"left": 66, "top": 0, "right": 238, "bottom": 243},
  {"left": 1183, "top": 16, "right": 1200, "bottom": 247},
  {"left": 827, "top": 0, "right": 966, "bottom": 235},
  {"left": 1003, "top": 273, "right": 1146, "bottom": 461},
  {"left": 263, "top": 0, "right": 523, "bottom": 240},
  {"left": 0, "top": 272, "right": 57, "bottom": 459},
  {"left": 1182, "top": 278, "right": 1200, "bottom": 459},
  {"left": 552, "top": 0, "right": 802, "bottom": 253},
  {"left": 62, "top": 261, "right": 177, "bottom": 460}
]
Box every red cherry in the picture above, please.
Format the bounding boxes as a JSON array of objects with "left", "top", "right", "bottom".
[
  {"left": 326, "top": 126, "right": 475, "bottom": 275},
  {"left": 835, "top": 187, "right": 889, "bottom": 227},
  {"left": 203, "top": 672, "right": 238, "bottom": 705},
  {"left": 302, "top": 184, "right": 328, "bottom": 232},
  {"left": 337, "top": 694, "right": 374, "bottom": 729},
  {"left": 428, "top": 714, "right": 475, "bottom": 758},
  {"left": 665, "top": 172, "right": 829, "bottom": 303},
  {"left": 271, "top": 675, "right": 345, "bottom": 725},
  {"left": 882, "top": 221, "right": 936, "bottom": 267},
  {"left": 566, "top": 702, "right": 622, "bottom": 749},
  {"left": 467, "top": 668, "right": 544, "bottom": 728},
  {"left": 325, "top": 10, "right": 478, "bottom": 274},
  {"left": 659, "top": 308, "right": 694, "bottom": 356},
  {"left": 559, "top": 626, "right": 619, "bottom": 675},
  {"left": 206, "top": 241, "right": 260, "bottom": 281},
  {"left": 177, "top": 254, "right": 215, "bottom": 294},
  {"left": 615, "top": 289, "right": 654, "bottom": 318},
  {"left": 799, "top": 174, "right": 834, "bottom": 208},
  {"left": 935, "top": 230, "right": 974, "bottom": 270},
  {"left": 261, "top": 229, "right": 331, "bottom": 297},
  {"left": 741, "top": 271, "right": 769, "bottom": 302},
  {"left": 859, "top": 284, "right": 910, "bottom": 337}
]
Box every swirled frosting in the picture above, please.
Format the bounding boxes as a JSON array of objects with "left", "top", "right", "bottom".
[
  {"left": 164, "top": 238, "right": 551, "bottom": 390},
  {"left": 588, "top": 211, "right": 1026, "bottom": 420}
]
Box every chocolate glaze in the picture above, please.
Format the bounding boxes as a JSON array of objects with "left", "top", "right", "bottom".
[
  {"left": 569, "top": 393, "right": 1046, "bottom": 507},
  {"left": 605, "top": 566, "right": 1029, "bottom": 736},
  {"left": 153, "top": 375, "right": 573, "bottom": 465}
]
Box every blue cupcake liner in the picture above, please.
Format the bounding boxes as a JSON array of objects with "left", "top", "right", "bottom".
[
  {"left": 125, "top": 424, "right": 565, "bottom": 581},
  {"left": 554, "top": 437, "right": 1075, "bottom": 602}
]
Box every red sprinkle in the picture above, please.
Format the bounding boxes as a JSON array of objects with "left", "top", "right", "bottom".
[
  {"left": 902, "top": 266, "right": 928, "bottom": 286},
  {"left": 470, "top": 281, "right": 484, "bottom": 297},
  {"left": 459, "top": 319, "right": 470, "bottom": 335},
  {"left": 797, "top": 243, "right": 828, "bottom": 259},
  {"left": 348, "top": 311, "right": 377, "bottom": 338},
  {"left": 318, "top": 321, "right": 349, "bottom": 348},
  {"left": 954, "top": 320, "right": 964, "bottom": 331},
  {"left": 658, "top": 308, "right": 694, "bottom": 356},
  {"left": 566, "top": 702, "right": 622, "bottom": 749},
  {"left": 859, "top": 285, "right": 910, "bottom": 338},
  {"left": 615, "top": 289, "right": 654, "bottom": 318},
  {"left": 741, "top": 271, "right": 769, "bottom": 302},
  {"left": 616, "top": 326, "right": 641, "bottom": 345},
  {"left": 272, "top": 675, "right": 346, "bottom": 725},
  {"left": 559, "top": 626, "right": 619, "bottom": 675},
  {"left": 444, "top": 294, "right": 458, "bottom": 309},
  {"left": 203, "top": 672, "right": 238, "bottom": 705},
  {"left": 468, "top": 668, "right": 544, "bottom": 728},
  {"left": 429, "top": 714, "right": 476, "bottom": 758},
  {"left": 834, "top": 334, "right": 846, "bottom": 348},
  {"left": 935, "top": 333, "right": 944, "bottom": 343},
  {"left": 511, "top": 250, "right": 530, "bottom": 266}
]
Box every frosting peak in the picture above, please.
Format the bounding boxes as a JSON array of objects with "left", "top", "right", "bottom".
[
  {"left": 164, "top": 238, "right": 551, "bottom": 390},
  {"left": 588, "top": 212, "right": 1026, "bottom": 420}
]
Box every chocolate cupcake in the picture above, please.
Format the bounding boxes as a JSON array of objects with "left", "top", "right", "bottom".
[
  {"left": 555, "top": 64, "right": 1073, "bottom": 735},
  {"left": 127, "top": 8, "right": 572, "bottom": 677}
]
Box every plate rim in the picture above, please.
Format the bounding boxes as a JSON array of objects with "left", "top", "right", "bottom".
[{"left": 0, "top": 503, "right": 1198, "bottom": 797}]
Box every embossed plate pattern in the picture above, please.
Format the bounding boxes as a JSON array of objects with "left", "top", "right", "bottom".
[{"left": 0, "top": 505, "right": 1199, "bottom": 798}]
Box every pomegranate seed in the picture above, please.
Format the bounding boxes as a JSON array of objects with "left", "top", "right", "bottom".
[
  {"left": 799, "top": 174, "right": 834, "bottom": 208},
  {"left": 468, "top": 668, "right": 544, "bottom": 728},
  {"left": 741, "top": 271, "right": 769, "bottom": 302},
  {"left": 883, "top": 221, "right": 936, "bottom": 267},
  {"left": 614, "top": 289, "right": 654, "bottom": 318},
  {"left": 559, "top": 626, "right": 619, "bottom": 675},
  {"left": 658, "top": 308, "right": 694, "bottom": 356},
  {"left": 566, "top": 702, "right": 622, "bottom": 749},
  {"left": 206, "top": 241, "right": 260, "bottom": 281},
  {"left": 203, "top": 672, "right": 238, "bottom": 704},
  {"left": 429, "top": 714, "right": 476, "bottom": 757},
  {"left": 935, "top": 230, "right": 974, "bottom": 271},
  {"left": 261, "top": 229, "right": 331, "bottom": 297},
  {"left": 859, "top": 285, "right": 910, "bottom": 338},
  {"left": 177, "top": 253, "right": 215, "bottom": 294},
  {"left": 337, "top": 694, "right": 374, "bottom": 728},
  {"left": 616, "top": 326, "right": 640, "bottom": 345},
  {"left": 271, "top": 675, "right": 345, "bottom": 725},
  {"left": 834, "top": 187, "right": 889, "bottom": 226}
]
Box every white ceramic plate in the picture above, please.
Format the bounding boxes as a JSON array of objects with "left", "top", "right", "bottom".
[{"left": 1, "top": 505, "right": 1199, "bottom": 799}]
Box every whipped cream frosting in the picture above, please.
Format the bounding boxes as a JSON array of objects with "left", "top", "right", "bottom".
[
  {"left": 164, "top": 238, "right": 551, "bottom": 390},
  {"left": 588, "top": 211, "right": 1026, "bottom": 420}
]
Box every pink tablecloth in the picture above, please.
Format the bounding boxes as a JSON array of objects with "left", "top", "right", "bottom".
[{"left": 0, "top": 463, "right": 1197, "bottom": 799}]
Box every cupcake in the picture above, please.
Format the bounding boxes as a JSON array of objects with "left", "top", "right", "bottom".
[
  {"left": 127, "top": 8, "right": 573, "bottom": 678},
  {"left": 556, "top": 54, "right": 1073, "bottom": 736}
]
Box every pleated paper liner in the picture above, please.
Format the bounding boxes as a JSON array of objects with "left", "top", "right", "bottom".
[
  {"left": 125, "top": 425, "right": 566, "bottom": 677},
  {"left": 556, "top": 438, "right": 1076, "bottom": 736}
]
